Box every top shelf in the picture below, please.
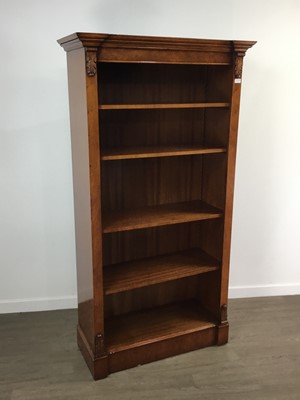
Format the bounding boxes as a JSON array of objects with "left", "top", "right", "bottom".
[{"left": 99, "top": 102, "right": 230, "bottom": 110}]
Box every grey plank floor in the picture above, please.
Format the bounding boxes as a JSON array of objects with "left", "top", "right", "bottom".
[{"left": 0, "top": 296, "right": 299, "bottom": 400}]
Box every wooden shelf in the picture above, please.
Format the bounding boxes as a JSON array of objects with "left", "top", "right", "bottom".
[
  {"left": 99, "top": 102, "right": 230, "bottom": 110},
  {"left": 105, "top": 301, "right": 216, "bottom": 352},
  {"left": 104, "top": 248, "right": 219, "bottom": 295},
  {"left": 102, "top": 200, "right": 222, "bottom": 233},
  {"left": 101, "top": 145, "right": 226, "bottom": 160}
]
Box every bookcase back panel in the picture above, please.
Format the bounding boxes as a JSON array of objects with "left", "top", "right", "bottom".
[
  {"left": 98, "top": 63, "right": 232, "bottom": 105},
  {"left": 196, "top": 269, "right": 221, "bottom": 319},
  {"left": 198, "top": 219, "right": 224, "bottom": 262},
  {"left": 205, "top": 66, "right": 233, "bottom": 102},
  {"left": 104, "top": 277, "right": 200, "bottom": 318},
  {"left": 99, "top": 63, "right": 206, "bottom": 104},
  {"left": 101, "top": 156, "right": 203, "bottom": 211},
  {"left": 204, "top": 108, "right": 231, "bottom": 148},
  {"left": 103, "top": 223, "right": 204, "bottom": 266},
  {"left": 104, "top": 271, "right": 222, "bottom": 319},
  {"left": 101, "top": 155, "right": 227, "bottom": 213},
  {"left": 100, "top": 108, "right": 205, "bottom": 149},
  {"left": 202, "top": 153, "right": 227, "bottom": 210}
]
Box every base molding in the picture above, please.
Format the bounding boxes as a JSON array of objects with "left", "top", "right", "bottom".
[
  {"left": 217, "top": 323, "right": 229, "bottom": 345},
  {"left": 77, "top": 325, "right": 109, "bottom": 380},
  {"left": 77, "top": 323, "right": 224, "bottom": 380},
  {"left": 108, "top": 326, "right": 218, "bottom": 374}
]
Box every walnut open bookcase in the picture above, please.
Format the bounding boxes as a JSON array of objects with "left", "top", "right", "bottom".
[{"left": 58, "top": 32, "right": 255, "bottom": 380}]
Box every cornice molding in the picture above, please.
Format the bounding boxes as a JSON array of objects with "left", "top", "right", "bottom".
[
  {"left": 58, "top": 32, "right": 256, "bottom": 54},
  {"left": 233, "top": 40, "right": 257, "bottom": 54}
]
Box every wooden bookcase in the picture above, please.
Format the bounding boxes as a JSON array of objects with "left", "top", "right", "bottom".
[{"left": 58, "top": 33, "right": 255, "bottom": 380}]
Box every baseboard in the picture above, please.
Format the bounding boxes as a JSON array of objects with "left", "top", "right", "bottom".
[
  {"left": 229, "top": 283, "right": 300, "bottom": 299},
  {"left": 0, "top": 295, "right": 77, "bottom": 314},
  {"left": 0, "top": 284, "right": 299, "bottom": 314}
]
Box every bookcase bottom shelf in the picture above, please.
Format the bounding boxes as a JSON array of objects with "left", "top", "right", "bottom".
[
  {"left": 78, "top": 301, "right": 228, "bottom": 379},
  {"left": 105, "top": 301, "right": 216, "bottom": 352}
]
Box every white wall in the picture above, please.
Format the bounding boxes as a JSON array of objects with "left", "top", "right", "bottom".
[{"left": 0, "top": 0, "right": 300, "bottom": 313}]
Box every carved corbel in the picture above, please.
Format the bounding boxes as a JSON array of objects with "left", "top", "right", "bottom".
[
  {"left": 232, "top": 40, "right": 256, "bottom": 82},
  {"left": 85, "top": 48, "right": 97, "bottom": 77},
  {"left": 234, "top": 51, "right": 246, "bottom": 81}
]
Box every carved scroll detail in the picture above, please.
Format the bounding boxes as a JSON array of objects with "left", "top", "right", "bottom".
[
  {"left": 85, "top": 49, "right": 97, "bottom": 77},
  {"left": 234, "top": 51, "right": 246, "bottom": 80},
  {"left": 95, "top": 333, "right": 105, "bottom": 357},
  {"left": 220, "top": 304, "right": 228, "bottom": 324}
]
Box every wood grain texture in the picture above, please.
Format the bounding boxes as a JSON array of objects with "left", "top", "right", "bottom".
[
  {"left": 202, "top": 153, "right": 228, "bottom": 210},
  {"left": 99, "top": 103, "right": 230, "bottom": 110},
  {"left": 100, "top": 108, "right": 205, "bottom": 150},
  {"left": 101, "top": 155, "right": 204, "bottom": 212},
  {"left": 98, "top": 63, "right": 231, "bottom": 105},
  {"left": 219, "top": 79, "right": 242, "bottom": 313},
  {"left": 66, "top": 48, "right": 96, "bottom": 349},
  {"left": 58, "top": 33, "right": 256, "bottom": 65},
  {"left": 59, "top": 32, "right": 255, "bottom": 380},
  {"left": 102, "top": 223, "right": 202, "bottom": 266},
  {"left": 101, "top": 145, "right": 226, "bottom": 160},
  {"left": 58, "top": 32, "right": 254, "bottom": 52},
  {"left": 104, "top": 276, "right": 201, "bottom": 318},
  {"left": 85, "top": 51, "right": 105, "bottom": 339},
  {"left": 102, "top": 200, "right": 222, "bottom": 233},
  {"left": 104, "top": 248, "right": 219, "bottom": 294},
  {"left": 105, "top": 301, "right": 216, "bottom": 352},
  {"left": 108, "top": 327, "right": 217, "bottom": 376},
  {"left": 77, "top": 325, "right": 109, "bottom": 379}
]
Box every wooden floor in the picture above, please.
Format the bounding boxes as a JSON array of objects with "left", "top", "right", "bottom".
[{"left": 0, "top": 296, "right": 299, "bottom": 400}]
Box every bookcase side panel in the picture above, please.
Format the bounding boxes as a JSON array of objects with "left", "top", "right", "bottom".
[
  {"left": 220, "top": 77, "right": 242, "bottom": 311},
  {"left": 66, "top": 48, "right": 103, "bottom": 351},
  {"left": 219, "top": 44, "right": 256, "bottom": 316}
]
